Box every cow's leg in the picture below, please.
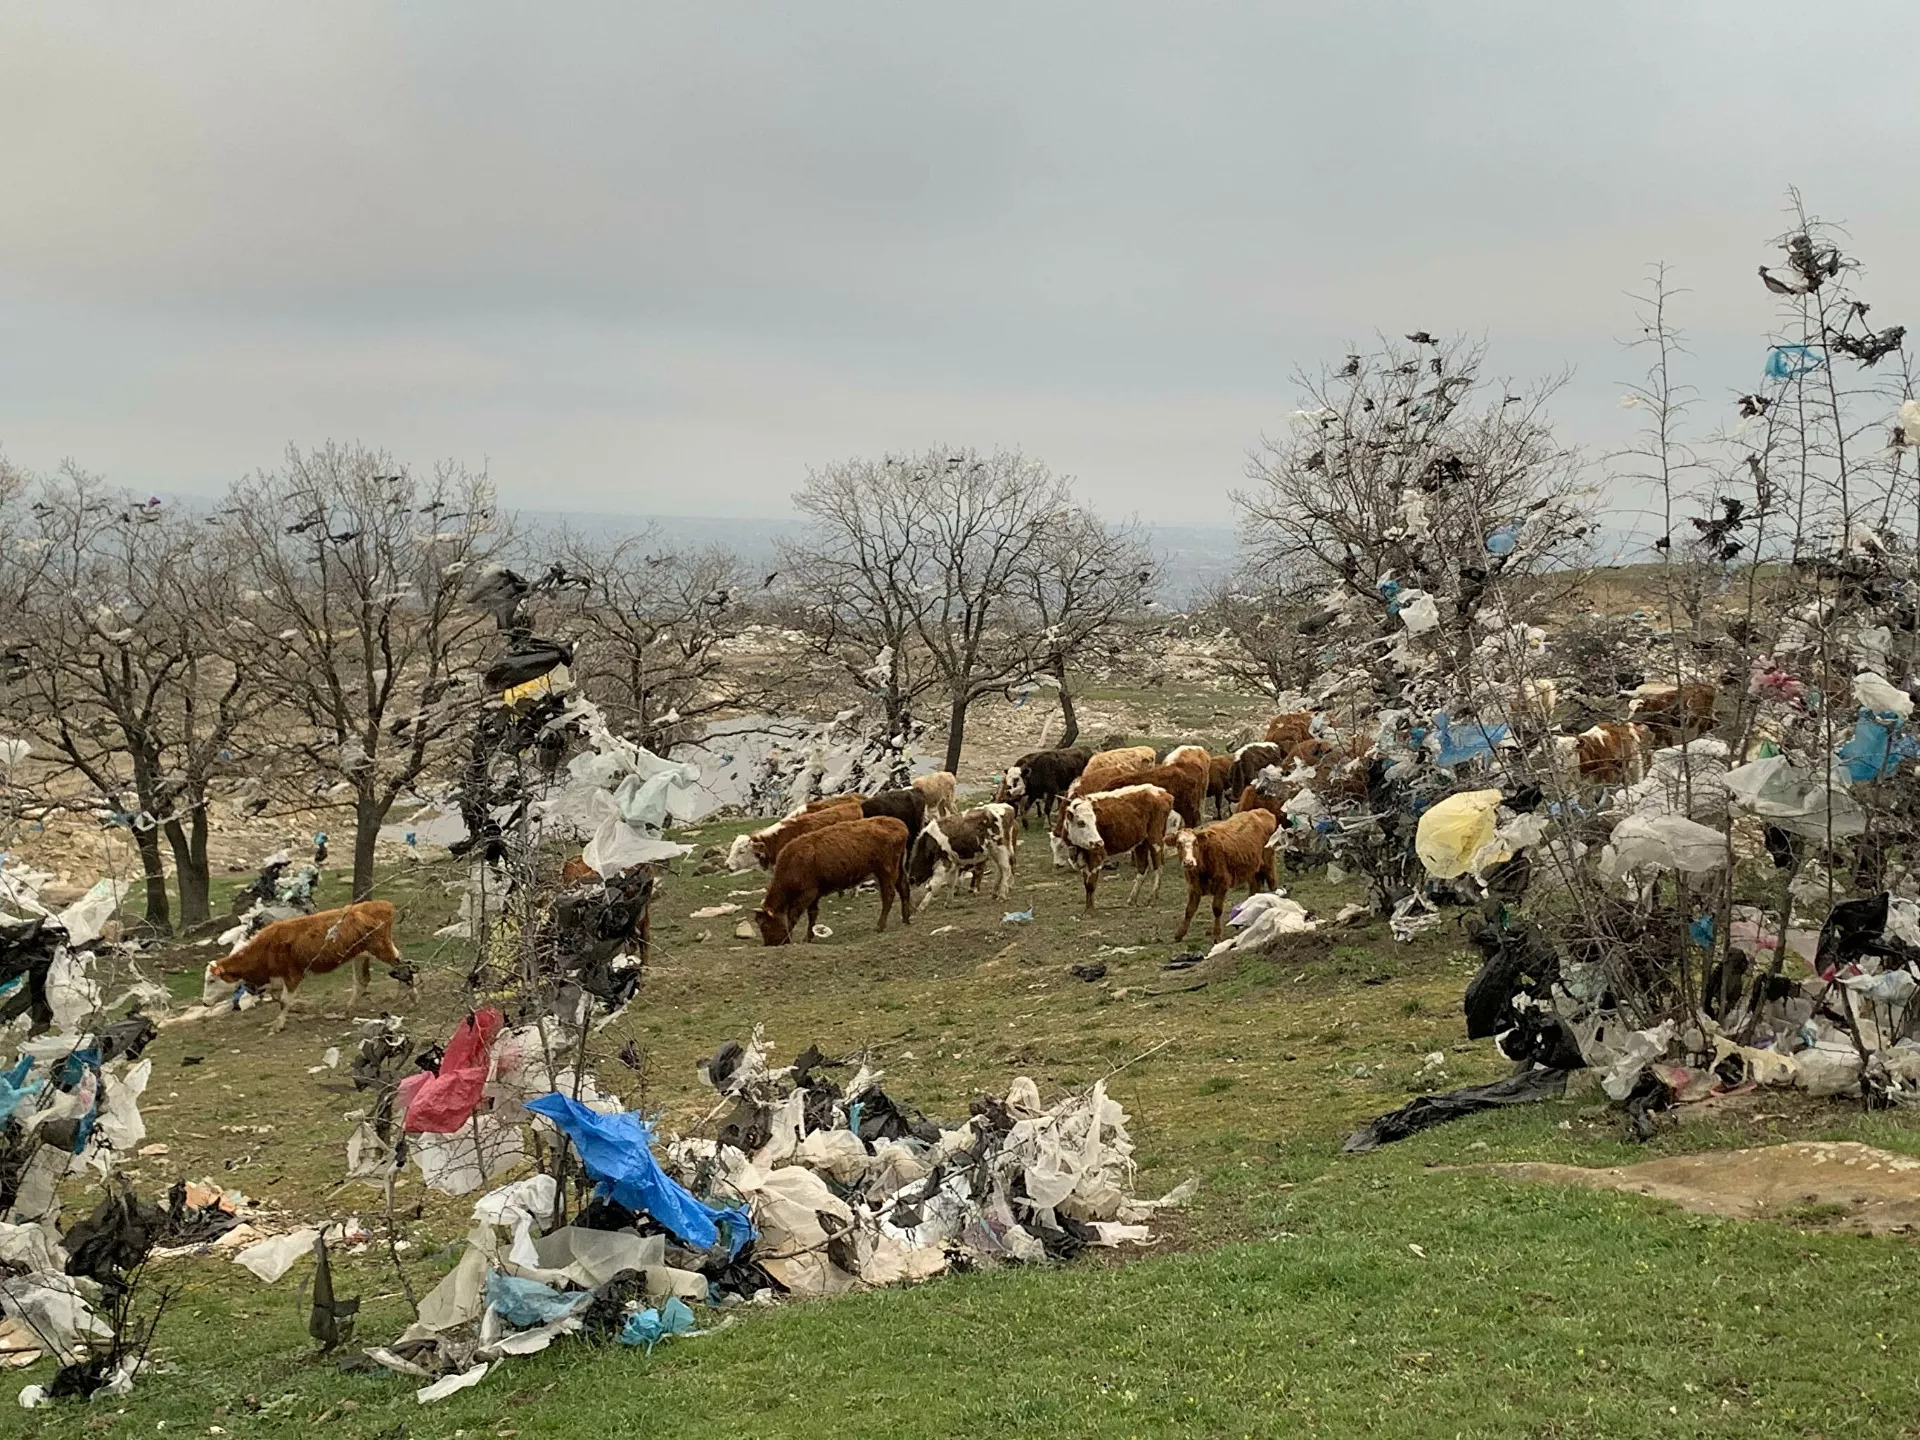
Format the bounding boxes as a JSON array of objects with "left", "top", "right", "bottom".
[
  {"left": 1211, "top": 887, "right": 1228, "bottom": 942},
  {"left": 804, "top": 902, "right": 820, "bottom": 941},
  {"left": 1082, "top": 867, "right": 1099, "bottom": 913},
  {"left": 267, "top": 977, "right": 299, "bottom": 1035},
  {"left": 993, "top": 849, "right": 1012, "bottom": 900},
  {"left": 1174, "top": 877, "right": 1202, "bottom": 941},
  {"left": 348, "top": 954, "right": 369, "bottom": 1010},
  {"left": 876, "top": 870, "right": 895, "bottom": 933},
  {"left": 1146, "top": 843, "right": 1166, "bottom": 903},
  {"left": 1125, "top": 850, "right": 1147, "bottom": 906}
]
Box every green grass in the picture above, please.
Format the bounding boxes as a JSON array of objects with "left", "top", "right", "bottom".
[{"left": 18, "top": 823, "right": 1920, "bottom": 1439}]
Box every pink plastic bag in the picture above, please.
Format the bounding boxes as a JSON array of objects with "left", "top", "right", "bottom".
[{"left": 402, "top": 1008, "right": 504, "bottom": 1134}]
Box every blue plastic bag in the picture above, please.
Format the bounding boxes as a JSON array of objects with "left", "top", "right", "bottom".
[
  {"left": 486, "top": 1271, "right": 593, "bottom": 1327},
  {"left": 0, "top": 1055, "right": 42, "bottom": 1127},
  {"left": 1764, "top": 345, "right": 1824, "bottom": 380},
  {"left": 1485, "top": 523, "right": 1522, "bottom": 557},
  {"left": 618, "top": 1296, "right": 697, "bottom": 1351},
  {"left": 524, "top": 1094, "right": 753, "bottom": 1254},
  {"left": 1429, "top": 711, "right": 1510, "bottom": 769},
  {"left": 1835, "top": 708, "right": 1918, "bottom": 782}
]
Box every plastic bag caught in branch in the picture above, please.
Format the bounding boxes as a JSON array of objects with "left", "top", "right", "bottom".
[
  {"left": 1599, "top": 815, "right": 1727, "bottom": 886},
  {"left": 1415, "top": 790, "right": 1504, "bottom": 879}
]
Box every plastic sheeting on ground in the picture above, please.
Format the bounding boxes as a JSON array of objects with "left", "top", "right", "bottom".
[{"left": 524, "top": 1093, "right": 753, "bottom": 1253}]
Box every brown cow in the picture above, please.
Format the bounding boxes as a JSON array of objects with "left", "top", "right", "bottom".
[
  {"left": 1065, "top": 745, "right": 1157, "bottom": 804},
  {"left": 727, "top": 796, "right": 864, "bottom": 871},
  {"left": 1205, "top": 752, "right": 1236, "bottom": 820},
  {"left": 754, "top": 816, "right": 913, "bottom": 946},
  {"left": 1264, "top": 711, "right": 1315, "bottom": 747},
  {"left": 202, "top": 902, "right": 411, "bottom": 1033},
  {"left": 1060, "top": 783, "right": 1181, "bottom": 912},
  {"left": 1554, "top": 721, "right": 1650, "bottom": 785},
  {"left": 1628, "top": 683, "right": 1716, "bottom": 745},
  {"left": 1174, "top": 809, "right": 1280, "bottom": 942}
]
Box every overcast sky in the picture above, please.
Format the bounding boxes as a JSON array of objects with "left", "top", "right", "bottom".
[{"left": 3, "top": 3, "right": 1916, "bottom": 525}]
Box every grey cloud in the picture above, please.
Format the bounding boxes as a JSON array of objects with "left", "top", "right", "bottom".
[{"left": 1, "top": 1, "right": 1916, "bottom": 521}]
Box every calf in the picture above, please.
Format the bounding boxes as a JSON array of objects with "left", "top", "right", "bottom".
[
  {"left": 997, "top": 747, "right": 1091, "bottom": 829},
  {"left": 727, "top": 796, "right": 864, "bottom": 871},
  {"left": 1060, "top": 783, "right": 1181, "bottom": 913},
  {"left": 754, "top": 816, "right": 912, "bottom": 946},
  {"left": 1174, "top": 809, "right": 1280, "bottom": 941},
  {"left": 911, "top": 770, "right": 959, "bottom": 819},
  {"left": 202, "top": 901, "right": 411, "bottom": 1033},
  {"left": 1205, "top": 753, "right": 1236, "bottom": 819},
  {"left": 907, "top": 802, "right": 1018, "bottom": 903},
  {"left": 1628, "top": 682, "right": 1716, "bottom": 745}
]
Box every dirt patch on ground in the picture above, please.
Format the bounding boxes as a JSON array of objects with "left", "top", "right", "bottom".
[{"left": 1489, "top": 1140, "right": 1920, "bottom": 1237}]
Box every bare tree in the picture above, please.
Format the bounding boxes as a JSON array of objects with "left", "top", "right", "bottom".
[
  {"left": 1010, "top": 511, "right": 1155, "bottom": 748},
  {"left": 549, "top": 532, "right": 766, "bottom": 749},
  {"left": 0, "top": 467, "right": 261, "bottom": 927},
  {"left": 1237, "top": 335, "right": 1593, "bottom": 674},
  {"left": 1192, "top": 566, "right": 1319, "bottom": 701},
  {"left": 785, "top": 447, "right": 1077, "bottom": 776},
  {"left": 226, "top": 442, "right": 509, "bottom": 899}
]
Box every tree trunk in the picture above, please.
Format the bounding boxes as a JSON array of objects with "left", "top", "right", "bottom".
[
  {"left": 162, "top": 817, "right": 209, "bottom": 929},
  {"left": 943, "top": 692, "right": 969, "bottom": 776},
  {"left": 162, "top": 811, "right": 213, "bottom": 927},
  {"left": 133, "top": 826, "right": 171, "bottom": 931},
  {"left": 1051, "top": 659, "right": 1080, "bottom": 749},
  {"left": 352, "top": 791, "right": 391, "bottom": 901}
]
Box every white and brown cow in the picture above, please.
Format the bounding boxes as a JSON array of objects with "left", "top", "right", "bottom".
[{"left": 906, "top": 802, "right": 1019, "bottom": 904}]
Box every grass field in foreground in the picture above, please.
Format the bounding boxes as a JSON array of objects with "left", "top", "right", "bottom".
[{"left": 16, "top": 819, "right": 1920, "bottom": 1440}]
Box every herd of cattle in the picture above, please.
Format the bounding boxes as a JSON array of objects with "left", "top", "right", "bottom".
[
  {"left": 191, "top": 683, "right": 1721, "bottom": 1031},
  {"left": 727, "top": 682, "right": 1722, "bottom": 949}
]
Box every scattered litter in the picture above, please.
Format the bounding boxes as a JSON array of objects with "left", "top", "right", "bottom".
[{"left": 1002, "top": 909, "right": 1033, "bottom": 923}]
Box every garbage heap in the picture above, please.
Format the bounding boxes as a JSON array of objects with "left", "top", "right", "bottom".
[
  {"left": 364, "top": 1027, "right": 1191, "bottom": 1401},
  {"left": 0, "top": 872, "right": 178, "bottom": 1400}
]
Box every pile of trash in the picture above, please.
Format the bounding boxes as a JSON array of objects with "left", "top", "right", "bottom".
[{"left": 342, "top": 1026, "right": 1190, "bottom": 1403}]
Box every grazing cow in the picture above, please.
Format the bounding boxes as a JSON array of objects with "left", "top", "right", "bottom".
[
  {"left": 754, "top": 816, "right": 913, "bottom": 946},
  {"left": 202, "top": 902, "right": 411, "bottom": 1033},
  {"left": 911, "top": 770, "right": 959, "bottom": 819},
  {"left": 1264, "top": 711, "right": 1315, "bottom": 747},
  {"left": 1205, "top": 753, "right": 1235, "bottom": 819},
  {"left": 727, "top": 797, "right": 865, "bottom": 871},
  {"left": 1552, "top": 721, "right": 1650, "bottom": 786},
  {"left": 907, "top": 802, "right": 1018, "bottom": 903},
  {"left": 1227, "top": 742, "right": 1288, "bottom": 799},
  {"left": 996, "top": 747, "right": 1091, "bottom": 829},
  {"left": 1065, "top": 745, "right": 1157, "bottom": 804},
  {"left": 1174, "top": 809, "right": 1280, "bottom": 941},
  {"left": 1628, "top": 682, "right": 1716, "bottom": 745},
  {"left": 1060, "top": 783, "right": 1181, "bottom": 913}
]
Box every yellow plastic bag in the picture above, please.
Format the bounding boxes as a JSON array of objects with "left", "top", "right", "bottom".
[{"left": 1414, "top": 788, "right": 1504, "bottom": 879}]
